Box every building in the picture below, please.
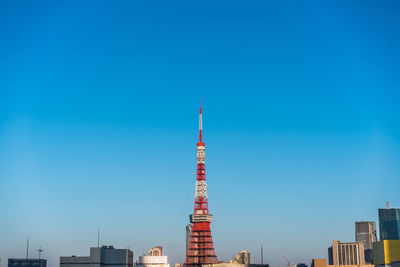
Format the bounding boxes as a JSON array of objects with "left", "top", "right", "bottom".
[
  {"left": 60, "top": 246, "right": 133, "bottom": 267},
  {"left": 356, "top": 222, "right": 376, "bottom": 249},
  {"left": 148, "top": 247, "right": 162, "bottom": 257},
  {"left": 136, "top": 246, "right": 170, "bottom": 267},
  {"left": 231, "top": 251, "right": 250, "bottom": 265},
  {"left": 203, "top": 251, "right": 268, "bottom": 267},
  {"left": 328, "top": 240, "right": 365, "bottom": 265},
  {"left": 311, "top": 259, "right": 327, "bottom": 267},
  {"left": 310, "top": 258, "right": 373, "bottom": 267},
  {"left": 379, "top": 203, "right": 400, "bottom": 240},
  {"left": 356, "top": 221, "right": 377, "bottom": 263},
  {"left": 203, "top": 264, "right": 268, "bottom": 267},
  {"left": 8, "top": 259, "right": 47, "bottom": 267},
  {"left": 372, "top": 240, "right": 400, "bottom": 266},
  {"left": 186, "top": 224, "right": 192, "bottom": 255},
  {"left": 296, "top": 264, "right": 307, "bottom": 267}
]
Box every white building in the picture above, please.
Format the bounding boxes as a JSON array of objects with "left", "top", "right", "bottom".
[{"left": 136, "top": 247, "right": 169, "bottom": 267}]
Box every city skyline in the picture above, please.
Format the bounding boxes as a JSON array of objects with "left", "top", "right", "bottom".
[{"left": 1, "top": 1, "right": 400, "bottom": 267}]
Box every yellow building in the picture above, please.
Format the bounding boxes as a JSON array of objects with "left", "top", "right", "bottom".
[
  {"left": 372, "top": 240, "right": 400, "bottom": 265},
  {"left": 310, "top": 258, "right": 373, "bottom": 267}
]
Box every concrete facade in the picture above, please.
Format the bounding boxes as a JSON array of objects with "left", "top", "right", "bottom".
[
  {"left": 311, "top": 259, "right": 327, "bottom": 267},
  {"left": 136, "top": 246, "right": 169, "bottom": 267},
  {"left": 328, "top": 240, "right": 365, "bottom": 265},
  {"left": 356, "top": 221, "right": 377, "bottom": 249},
  {"left": 232, "top": 251, "right": 250, "bottom": 265},
  {"left": 355, "top": 221, "right": 377, "bottom": 263},
  {"left": 60, "top": 246, "right": 133, "bottom": 267},
  {"left": 137, "top": 256, "right": 169, "bottom": 267},
  {"left": 148, "top": 247, "right": 162, "bottom": 257}
]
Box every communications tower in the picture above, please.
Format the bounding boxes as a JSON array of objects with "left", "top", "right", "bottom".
[{"left": 184, "top": 102, "right": 218, "bottom": 267}]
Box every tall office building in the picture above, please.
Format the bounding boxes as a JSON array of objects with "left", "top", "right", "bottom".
[
  {"left": 355, "top": 221, "right": 377, "bottom": 263},
  {"left": 379, "top": 203, "right": 400, "bottom": 240},
  {"left": 356, "top": 221, "right": 377, "bottom": 249},
  {"left": 328, "top": 240, "right": 365, "bottom": 265},
  {"left": 60, "top": 246, "right": 133, "bottom": 267}
]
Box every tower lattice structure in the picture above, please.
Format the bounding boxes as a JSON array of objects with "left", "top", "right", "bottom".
[{"left": 184, "top": 103, "right": 218, "bottom": 267}]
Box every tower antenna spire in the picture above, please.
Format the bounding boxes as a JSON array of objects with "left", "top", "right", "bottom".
[{"left": 199, "top": 98, "right": 203, "bottom": 143}]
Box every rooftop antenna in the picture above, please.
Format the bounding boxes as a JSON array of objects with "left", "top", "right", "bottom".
[
  {"left": 98, "top": 228, "right": 100, "bottom": 247},
  {"left": 37, "top": 247, "right": 43, "bottom": 259},
  {"left": 26, "top": 239, "right": 29, "bottom": 259},
  {"left": 387, "top": 202, "right": 390, "bottom": 209}
]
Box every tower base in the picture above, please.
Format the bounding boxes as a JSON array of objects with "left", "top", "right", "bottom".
[{"left": 184, "top": 221, "right": 218, "bottom": 267}]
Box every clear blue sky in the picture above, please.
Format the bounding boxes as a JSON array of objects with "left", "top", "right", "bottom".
[{"left": 1, "top": 1, "right": 400, "bottom": 267}]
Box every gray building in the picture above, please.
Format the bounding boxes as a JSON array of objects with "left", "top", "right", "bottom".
[
  {"left": 355, "top": 221, "right": 376, "bottom": 263},
  {"left": 356, "top": 221, "right": 377, "bottom": 249},
  {"left": 60, "top": 246, "right": 133, "bottom": 267},
  {"left": 379, "top": 204, "right": 400, "bottom": 240},
  {"left": 8, "top": 259, "right": 46, "bottom": 267}
]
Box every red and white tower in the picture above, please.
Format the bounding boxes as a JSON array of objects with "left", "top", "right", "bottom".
[{"left": 184, "top": 102, "right": 218, "bottom": 267}]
